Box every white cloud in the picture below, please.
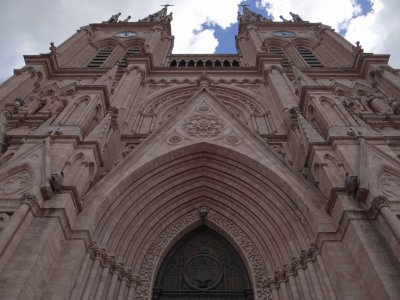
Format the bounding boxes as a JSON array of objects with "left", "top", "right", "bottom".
[
  {"left": 0, "top": 0, "right": 242, "bottom": 82},
  {"left": 259, "top": 0, "right": 400, "bottom": 68},
  {"left": 344, "top": 0, "right": 400, "bottom": 67},
  {"left": 1, "top": 0, "right": 399, "bottom": 83}
]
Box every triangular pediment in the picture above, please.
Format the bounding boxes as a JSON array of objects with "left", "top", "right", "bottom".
[
  {"left": 89, "top": 88, "right": 323, "bottom": 207},
  {"left": 118, "top": 88, "right": 290, "bottom": 166}
]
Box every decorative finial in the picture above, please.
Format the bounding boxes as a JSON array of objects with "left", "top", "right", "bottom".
[
  {"left": 161, "top": 4, "right": 174, "bottom": 8},
  {"left": 108, "top": 12, "right": 121, "bottom": 23}
]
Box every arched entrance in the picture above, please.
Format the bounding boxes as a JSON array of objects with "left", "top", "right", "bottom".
[{"left": 153, "top": 226, "right": 254, "bottom": 299}]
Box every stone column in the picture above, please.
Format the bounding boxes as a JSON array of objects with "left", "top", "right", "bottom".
[
  {"left": 117, "top": 270, "right": 130, "bottom": 300},
  {"left": 264, "top": 64, "right": 298, "bottom": 112},
  {"left": 94, "top": 254, "right": 114, "bottom": 299},
  {"left": 301, "top": 249, "right": 324, "bottom": 300},
  {"left": 0, "top": 193, "right": 37, "bottom": 271},
  {"left": 275, "top": 271, "right": 290, "bottom": 300},
  {"left": 81, "top": 247, "right": 103, "bottom": 300},
  {"left": 268, "top": 277, "right": 279, "bottom": 299},
  {"left": 372, "top": 196, "right": 400, "bottom": 243},
  {"left": 69, "top": 251, "right": 93, "bottom": 300},
  {"left": 292, "top": 257, "right": 312, "bottom": 299},
  {"left": 284, "top": 264, "right": 300, "bottom": 299},
  {"left": 112, "top": 65, "right": 144, "bottom": 132},
  {"left": 106, "top": 262, "right": 124, "bottom": 299},
  {"left": 316, "top": 254, "right": 336, "bottom": 300}
]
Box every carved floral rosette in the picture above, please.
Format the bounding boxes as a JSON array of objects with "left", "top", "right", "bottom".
[
  {"left": 135, "top": 208, "right": 270, "bottom": 300},
  {"left": 182, "top": 114, "right": 225, "bottom": 138}
]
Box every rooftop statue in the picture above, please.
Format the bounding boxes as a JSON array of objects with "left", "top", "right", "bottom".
[{"left": 107, "top": 12, "right": 121, "bottom": 23}]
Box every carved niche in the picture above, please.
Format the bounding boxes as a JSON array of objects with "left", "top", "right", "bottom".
[
  {"left": 379, "top": 170, "right": 400, "bottom": 200},
  {"left": 135, "top": 209, "right": 270, "bottom": 300}
]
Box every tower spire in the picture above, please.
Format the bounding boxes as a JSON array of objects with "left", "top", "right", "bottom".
[
  {"left": 238, "top": 5, "right": 271, "bottom": 22},
  {"left": 138, "top": 6, "right": 173, "bottom": 23}
]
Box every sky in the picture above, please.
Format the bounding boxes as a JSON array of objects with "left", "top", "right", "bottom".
[{"left": 0, "top": 0, "right": 399, "bottom": 83}]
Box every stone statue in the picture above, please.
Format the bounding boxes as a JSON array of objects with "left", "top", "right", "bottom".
[
  {"left": 108, "top": 12, "right": 121, "bottom": 23},
  {"left": 279, "top": 15, "right": 289, "bottom": 22},
  {"left": 121, "top": 15, "right": 131, "bottom": 22},
  {"left": 343, "top": 94, "right": 366, "bottom": 115},
  {"left": 366, "top": 93, "right": 393, "bottom": 116},
  {"left": 388, "top": 97, "right": 400, "bottom": 115},
  {"left": 290, "top": 12, "right": 303, "bottom": 22}
]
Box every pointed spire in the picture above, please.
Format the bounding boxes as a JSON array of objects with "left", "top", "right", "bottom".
[
  {"left": 297, "top": 113, "right": 325, "bottom": 151},
  {"left": 291, "top": 64, "right": 318, "bottom": 95},
  {"left": 93, "top": 64, "right": 118, "bottom": 95},
  {"left": 238, "top": 6, "right": 271, "bottom": 23},
  {"left": 84, "top": 112, "right": 113, "bottom": 153},
  {"left": 138, "top": 7, "right": 173, "bottom": 23}
]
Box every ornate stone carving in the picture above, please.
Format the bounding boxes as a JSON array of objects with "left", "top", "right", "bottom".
[
  {"left": 135, "top": 211, "right": 199, "bottom": 299},
  {"left": 345, "top": 174, "right": 359, "bottom": 195},
  {"left": 0, "top": 170, "right": 32, "bottom": 197},
  {"left": 167, "top": 135, "right": 183, "bottom": 144},
  {"left": 207, "top": 210, "right": 271, "bottom": 300},
  {"left": 0, "top": 213, "right": 11, "bottom": 229},
  {"left": 371, "top": 195, "right": 389, "bottom": 213},
  {"left": 50, "top": 173, "right": 64, "bottom": 193},
  {"left": 182, "top": 114, "right": 225, "bottom": 138},
  {"left": 21, "top": 193, "right": 39, "bottom": 208},
  {"left": 224, "top": 135, "right": 241, "bottom": 145},
  {"left": 366, "top": 93, "right": 393, "bottom": 116},
  {"left": 379, "top": 170, "right": 400, "bottom": 200}
]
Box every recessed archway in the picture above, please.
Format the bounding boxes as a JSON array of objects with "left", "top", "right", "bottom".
[{"left": 153, "top": 226, "right": 253, "bottom": 300}]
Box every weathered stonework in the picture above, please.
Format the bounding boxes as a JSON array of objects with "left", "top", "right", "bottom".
[{"left": 1, "top": 5, "right": 400, "bottom": 300}]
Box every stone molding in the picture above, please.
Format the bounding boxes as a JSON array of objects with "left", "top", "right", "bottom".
[{"left": 88, "top": 243, "right": 140, "bottom": 286}]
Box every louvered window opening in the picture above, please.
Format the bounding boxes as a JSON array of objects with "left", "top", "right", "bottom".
[
  {"left": 119, "top": 47, "right": 142, "bottom": 67},
  {"left": 87, "top": 48, "right": 114, "bottom": 68},
  {"left": 269, "top": 47, "right": 290, "bottom": 67},
  {"left": 297, "top": 47, "right": 323, "bottom": 67}
]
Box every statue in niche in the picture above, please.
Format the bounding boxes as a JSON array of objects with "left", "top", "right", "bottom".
[
  {"left": 39, "top": 95, "right": 66, "bottom": 116},
  {"left": 366, "top": 92, "right": 393, "bottom": 116},
  {"left": 343, "top": 93, "right": 366, "bottom": 115},
  {"left": 388, "top": 97, "right": 400, "bottom": 115},
  {"left": 18, "top": 94, "right": 46, "bottom": 115}
]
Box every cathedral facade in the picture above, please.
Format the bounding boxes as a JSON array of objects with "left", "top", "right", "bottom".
[{"left": 1, "top": 6, "right": 400, "bottom": 300}]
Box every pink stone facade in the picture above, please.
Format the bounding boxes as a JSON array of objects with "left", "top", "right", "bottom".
[{"left": 0, "top": 7, "right": 400, "bottom": 300}]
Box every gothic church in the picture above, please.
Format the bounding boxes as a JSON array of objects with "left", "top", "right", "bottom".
[{"left": 0, "top": 6, "right": 400, "bottom": 300}]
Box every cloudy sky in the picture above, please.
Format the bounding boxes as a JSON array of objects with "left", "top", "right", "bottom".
[{"left": 0, "top": 0, "right": 399, "bottom": 83}]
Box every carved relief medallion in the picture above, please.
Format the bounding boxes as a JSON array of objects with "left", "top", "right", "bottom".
[
  {"left": 0, "top": 170, "right": 32, "bottom": 197},
  {"left": 183, "top": 255, "right": 223, "bottom": 289},
  {"left": 379, "top": 171, "right": 400, "bottom": 199},
  {"left": 167, "top": 135, "right": 183, "bottom": 144},
  {"left": 225, "top": 135, "right": 241, "bottom": 145},
  {"left": 183, "top": 114, "right": 225, "bottom": 138}
]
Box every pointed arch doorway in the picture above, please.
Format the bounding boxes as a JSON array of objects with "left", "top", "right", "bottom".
[{"left": 152, "top": 226, "right": 254, "bottom": 299}]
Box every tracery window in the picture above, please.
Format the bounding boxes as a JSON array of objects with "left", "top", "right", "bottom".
[
  {"left": 87, "top": 47, "right": 114, "bottom": 68},
  {"left": 119, "top": 47, "right": 142, "bottom": 67},
  {"left": 269, "top": 47, "right": 290, "bottom": 67},
  {"left": 297, "top": 47, "right": 323, "bottom": 67}
]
